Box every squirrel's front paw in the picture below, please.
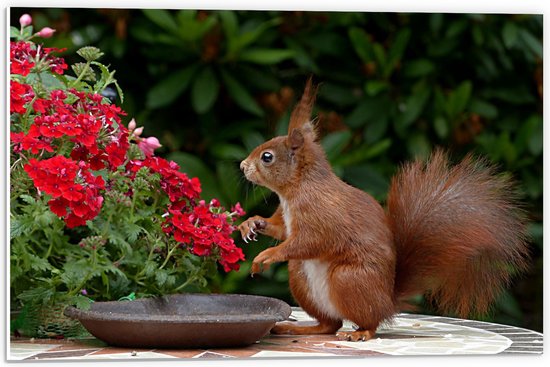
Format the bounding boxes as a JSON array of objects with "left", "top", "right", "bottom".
[
  {"left": 238, "top": 216, "right": 267, "bottom": 243},
  {"left": 251, "top": 247, "right": 280, "bottom": 274}
]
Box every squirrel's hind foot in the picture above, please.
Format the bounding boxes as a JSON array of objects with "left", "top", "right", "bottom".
[{"left": 335, "top": 329, "right": 375, "bottom": 342}]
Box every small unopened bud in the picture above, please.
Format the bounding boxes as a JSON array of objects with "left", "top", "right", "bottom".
[
  {"left": 36, "top": 27, "right": 55, "bottom": 38},
  {"left": 133, "top": 126, "right": 143, "bottom": 137},
  {"left": 137, "top": 136, "right": 162, "bottom": 157},
  {"left": 19, "top": 14, "right": 32, "bottom": 27},
  {"left": 128, "top": 118, "right": 137, "bottom": 131}
]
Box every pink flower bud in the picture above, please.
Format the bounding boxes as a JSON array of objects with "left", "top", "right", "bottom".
[
  {"left": 137, "top": 136, "right": 162, "bottom": 157},
  {"left": 133, "top": 126, "right": 144, "bottom": 137},
  {"left": 36, "top": 27, "right": 56, "bottom": 38},
  {"left": 128, "top": 118, "right": 137, "bottom": 131},
  {"left": 145, "top": 136, "right": 161, "bottom": 149},
  {"left": 19, "top": 14, "right": 32, "bottom": 27}
]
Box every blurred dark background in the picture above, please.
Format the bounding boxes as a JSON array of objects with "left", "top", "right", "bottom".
[{"left": 10, "top": 8, "right": 542, "bottom": 332}]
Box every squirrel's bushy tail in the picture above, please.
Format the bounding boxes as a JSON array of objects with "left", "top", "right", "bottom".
[{"left": 387, "top": 149, "right": 530, "bottom": 318}]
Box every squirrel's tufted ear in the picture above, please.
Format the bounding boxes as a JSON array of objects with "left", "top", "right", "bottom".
[
  {"left": 288, "top": 76, "right": 318, "bottom": 140},
  {"left": 288, "top": 128, "right": 304, "bottom": 150}
]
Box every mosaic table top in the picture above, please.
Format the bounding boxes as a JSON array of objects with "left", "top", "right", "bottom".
[{"left": 9, "top": 309, "right": 543, "bottom": 360}]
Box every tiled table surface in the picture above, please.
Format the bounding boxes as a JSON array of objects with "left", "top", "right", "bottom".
[{"left": 10, "top": 309, "right": 543, "bottom": 360}]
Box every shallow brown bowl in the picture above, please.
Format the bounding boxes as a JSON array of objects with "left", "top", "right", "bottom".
[{"left": 64, "top": 293, "right": 291, "bottom": 349}]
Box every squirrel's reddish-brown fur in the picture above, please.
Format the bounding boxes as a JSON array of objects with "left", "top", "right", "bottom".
[{"left": 238, "top": 79, "right": 529, "bottom": 341}]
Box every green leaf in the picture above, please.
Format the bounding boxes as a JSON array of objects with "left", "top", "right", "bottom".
[
  {"left": 191, "top": 67, "right": 220, "bottom": 114},
  {"left": 448, "top": 80, "right": 472, "bottom": 118},
  {"left": 386, "top": 28, "right": 411, "bottom": 76},
  {"left": 73, "top": 295, "right": 93, "bottom": 310},
  {"left": 372, "top": 44, "right": 387, "bottom": 70},
  {"left": 10, "top": 26, "right": 20, "bottom": 39},
  {"left": 122, "top": 223, "right": 143, "bottom": 243},
  {"left": 519, "top": 29, "right": 542, "bottom": 58},
  {"left": 40, "top": 72, "right": 67, "bottom": 90},
  {"left": 365, "top": 80, "right": 389, "bottom": 96},
  {"left": 433, "top": 116, "right": 449, "bottom": 139},
  {"left": 19, "top": 195, "right": 36, "bottom": 205},
  {"left": 142, "top": 9, "right": 179, "bottom": 34},
  {"left": 333, "top": 139, "right": 391, "bottom": 167},
  {"left": 322, "top": 131, "right": 352, "bottom": 161},
  {"left": 239, "top": 49, "right": 295, "bottom": 65},
  {"left": 143, "top": 260, "right": 157, "bottom": 277},
  {"left": 394, "top": 87, "right": 431, "bottom": 134},
  {"left": 11, "top": 219, "right": 29, "bottom": 240},
  {"left": 218, "top": 10, "right": 238, "bottom": 38},
  {"left": 220, "top": 70, "right": 264, "bottom": 116},
  {"left": 502, "top": 22, "right": 518, "bottom": 49},
  {"left": 227, "top": 18, "right": 282, "bottom": 56},
  {"left": 349, "top": 27, "right": 374, "bottom": 63},
  {"left": 445, "top": 19, "right": 468, "bottom": 38},
  {"left": 61, "top": 261, "right": 90, "bottom": 289},
  {"left": 146, "top": 64, "right": 198, "bottom": 109},
  {"left": 17, "top": 287, "right": 55, "bottom": 304},
  {"left": 155, "top": 270, "right": 168, "bottom": 287},
  {"left": 402, "top": 59, "right": 435, "bottom": 78},
  {"left": 90, "top": 61, "right": 118, "bottom": 98},
  {"left": 469, "top": 98, "right": 498, "bottom": 119},
  {"left": 28, "top": 254, "right": 53, "bottom": 272},
  {"left": 176, "top": 11, "right": 217, "bottom": 42}
]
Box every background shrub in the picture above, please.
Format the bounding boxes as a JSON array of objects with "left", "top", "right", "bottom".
[{"left": 10, "top": 8, "right": 542, "bottom": 332}]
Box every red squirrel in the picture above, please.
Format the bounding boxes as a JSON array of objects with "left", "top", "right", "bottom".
[{"left": 238, "top": 79, "right": 529, "bottom": 342}]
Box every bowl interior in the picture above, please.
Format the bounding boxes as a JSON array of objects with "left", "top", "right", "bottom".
[{"left": 66, "top": 293, "right": 291, "bottom": 323}]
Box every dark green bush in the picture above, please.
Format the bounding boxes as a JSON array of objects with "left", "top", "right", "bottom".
[{"left": 11, "top": 8, "right": 542, "bottom": 332}]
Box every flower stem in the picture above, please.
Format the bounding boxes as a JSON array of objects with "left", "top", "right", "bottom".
[
  {"left": 159, "top": 244, "right": 178, "bottom": 270},
  {"left": 70, "top": 60, "right": 91, "bottom": 87},
  {"left": 174, "top": 275, "right": 197, "bottom": 292}
]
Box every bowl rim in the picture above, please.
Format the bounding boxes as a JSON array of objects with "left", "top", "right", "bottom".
[{"left": 64, "top": 293, "right": 292, "bottom": 324}]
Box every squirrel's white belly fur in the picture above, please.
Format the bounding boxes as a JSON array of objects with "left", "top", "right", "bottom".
[{"left": 280, "top": 197, "right": 343, "bottom": 320}]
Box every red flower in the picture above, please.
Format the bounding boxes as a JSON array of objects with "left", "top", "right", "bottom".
[
  {"left": 21, "top": 125, "right": 53, "bottom": 154},
  {"left": 10, "top": 81, "right": 34, "bottom": 114},
  {"left": 48, "top": 197, "right": 69, "bottom": 217}
]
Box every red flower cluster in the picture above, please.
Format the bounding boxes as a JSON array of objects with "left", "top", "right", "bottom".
[
  {"left": 10, "top": 41, "right": 67, "bottom": 76},
  {"left": 11, "top": 40, "right": 246, "bottom": 271},
  {"left": 23, "top": 157, "right": 105, "bottom": 228},
  {"left": 128, "top": 156, "right": 201, "bottom": 204},
  {"left": 13, "top": 82, "right": 128, "bottom": 229},
  {"left": 128, "top": 156, "right": 245, "bottom": 271},
  {"left": 164, "top": 200, "right": 245, "bottom": 272}
]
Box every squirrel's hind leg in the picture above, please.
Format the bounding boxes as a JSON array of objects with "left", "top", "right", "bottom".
[{"left": 274, "top": 260, "right": 343, "bottom": 335}]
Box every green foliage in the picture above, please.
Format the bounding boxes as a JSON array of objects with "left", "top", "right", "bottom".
[{"left": 11, "top": 9, "right": 543, "bottom": 332}]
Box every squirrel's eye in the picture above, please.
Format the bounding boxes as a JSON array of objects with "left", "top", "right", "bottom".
[{"left": 261, "top": 151, "right": 274, "bottom": 164}]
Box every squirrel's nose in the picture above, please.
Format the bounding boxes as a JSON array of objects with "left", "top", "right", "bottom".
[{"left": 239, "top": 161, "right": 246, "bottom": 172}]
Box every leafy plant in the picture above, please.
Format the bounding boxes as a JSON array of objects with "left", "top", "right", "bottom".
[{"left": 9, "top": 15, "right": 246, "bottom": 332}]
